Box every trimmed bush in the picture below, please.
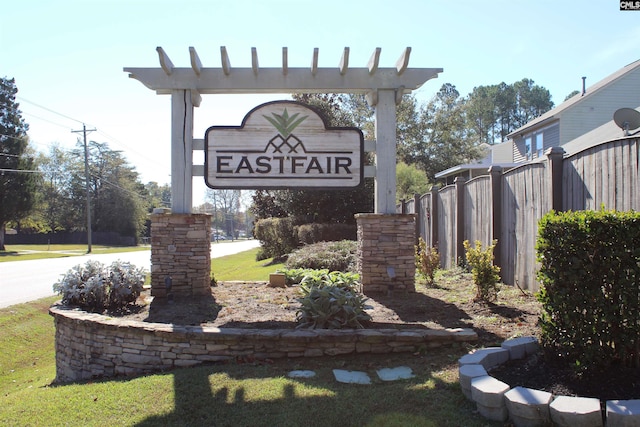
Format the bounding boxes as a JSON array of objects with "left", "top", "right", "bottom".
[
  {"left": 53, "top": 260, "right": 146, "bottom": 312},
  {"left": 285, "top": 240, "right": 357, "bottom": 272},
  {"left": 297, "top": 223, "right": 356, "bottom": 244},
  {"left": 537, "top": 209, "right": 640, "bottom": 370},
  {"left": 254, "top": 217, "right": 299, "bottom": 260}
]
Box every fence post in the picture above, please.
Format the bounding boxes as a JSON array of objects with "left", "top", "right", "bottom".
[
  {"left": 454, "top": 176, "right": 466, "bottom": 266},
  {"left": 546, "top": 147, "right": 565, "bottom": 212},
  {"left": 413, "top": 193, "right": 421, "bottom": 246},
  {"left": 429, "top": 184, "right": 440, "bottom": 251},
  {"left": 489, "top": 165, "right": 503, "bottom": 272}
]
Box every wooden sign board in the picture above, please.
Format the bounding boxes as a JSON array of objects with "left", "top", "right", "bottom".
[{"left": 205, "top": 101, "right": 363, "bottom": 189}]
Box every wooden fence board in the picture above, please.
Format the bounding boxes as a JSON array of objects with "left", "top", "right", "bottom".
[{"left": 402, "top": 137, "right": 639, "bottom": 291}]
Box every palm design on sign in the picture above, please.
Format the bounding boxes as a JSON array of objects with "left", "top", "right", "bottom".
[{"left": 263, "top": 109, "right": 308, "bottom": 139}]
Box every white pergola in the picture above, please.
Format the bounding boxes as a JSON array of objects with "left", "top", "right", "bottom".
[{"left": 124, "top": 46, "right": 442, "bottom": 214}]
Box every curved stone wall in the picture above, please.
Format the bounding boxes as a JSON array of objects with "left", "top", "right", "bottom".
[{"left": 50, "top": 305, "right": 477, "bottom": 383}]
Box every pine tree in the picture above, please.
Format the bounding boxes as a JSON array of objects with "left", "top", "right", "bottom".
[{"left": 0, "top": 77, "right": 37, "bottom": 250}]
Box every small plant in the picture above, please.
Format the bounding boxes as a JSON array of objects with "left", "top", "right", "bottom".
[
  {"left": 415, "top": 238, "right": 440, "bottom": 286},
  {"left": 463, "top": 239, "right": 500, "bottom": 302},
  {"left": 295, "top": 270, "right": 370, "bottom": 329},
  {"left": 53, "top": 260, "right": 146, "bottom": 312},
  {"left": 210, "top": 271, "right": 217, "bottom": 287}
]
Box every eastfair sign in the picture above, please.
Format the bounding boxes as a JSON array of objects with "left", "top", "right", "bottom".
[{"left": 205, "top": 101, "right": 363, "bottom": 189}]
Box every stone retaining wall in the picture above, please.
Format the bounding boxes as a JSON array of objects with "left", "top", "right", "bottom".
[
  {"left": 355, "top": 214, "right": 416, "bottom": 293},
  {"left": 50, "top": 305, "right": 477, "bottom": 383}
]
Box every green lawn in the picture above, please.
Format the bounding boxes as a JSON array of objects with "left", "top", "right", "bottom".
[
  {"left": 211, "top": 247, "right": 285, "bottom": 282},
  {"left": 0, "top": 249, "right": 497, "bottom": 426},
  {"left": 0, "top": 244, "right": 149, "bottom": 262}
]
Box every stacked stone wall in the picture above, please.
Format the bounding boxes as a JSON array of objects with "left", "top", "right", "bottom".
[
  {"left": 150, "top": 213, "right": 211, "bottom": 297},
  {"left": 50, "top": 306, "right": 476, "bottom": 383},
  {"left": 356, "top": 214, "right": 416, "bottom": 293}
]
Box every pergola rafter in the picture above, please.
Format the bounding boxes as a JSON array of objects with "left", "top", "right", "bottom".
[{"left": 124, "top": 46, "right": 442, "bottom": 214}]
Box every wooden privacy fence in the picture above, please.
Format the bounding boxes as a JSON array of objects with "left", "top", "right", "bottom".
[{"left": 399, "top": 136, "right": 640, "bottom": 291}]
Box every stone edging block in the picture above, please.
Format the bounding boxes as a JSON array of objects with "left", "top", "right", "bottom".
[{"left": 458, "top": 337, "right": 640, "bottom": 426}]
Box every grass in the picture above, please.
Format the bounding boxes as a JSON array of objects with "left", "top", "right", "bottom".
[
  {"left": 211, "top": 247, "right": 285, "bottom": 282},
  {"left": 0, "top": 244, "right": 149, "bottom": 262},
  {"left": 1, "top": 249, "right": 499, "bottom": 426}
]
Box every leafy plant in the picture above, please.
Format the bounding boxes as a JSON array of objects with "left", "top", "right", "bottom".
[
  {"left": 295, "top": 270, "right": 370, "bottom": 329},
  {"left": 53, "top": 260, "right": 146, "bottom": 312},
  {"left": 463, "top": 240, "right": 500, "bottom": 302},
  {"left": 107, "top": 260, "right": 146, "bottom": 308},
  {"left": 415, "top": 238, "right": 440, "bottom": 286}
]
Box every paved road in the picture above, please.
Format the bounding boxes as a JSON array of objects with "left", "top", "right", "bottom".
[{"left": 0, "top": 240, "right": 260, "bottom": 308}]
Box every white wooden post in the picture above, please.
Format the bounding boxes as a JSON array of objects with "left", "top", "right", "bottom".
[
  {"left": 374, "top": 89, "right": 397, "bottom": 213},
  {"left": 170, "top": 89, "right": 194, "bottom": 213}
]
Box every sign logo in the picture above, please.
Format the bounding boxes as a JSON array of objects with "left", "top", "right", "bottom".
[
  {"left": 621, "top": 1, "right": 640, "bottom": 9},
  {"left": 205, "top": 101, "right": 363, "bottom": 189}
]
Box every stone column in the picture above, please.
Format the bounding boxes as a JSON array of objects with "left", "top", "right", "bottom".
[
  {"left": 150, "top": 212, "right": 211, "bottom": 298},
  {"left": 355, "top": 213, "right": 416, "bottom": 294}
]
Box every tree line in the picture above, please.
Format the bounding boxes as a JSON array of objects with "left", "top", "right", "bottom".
[
  {"left": 252, "top": 79, "right": 556, "bottom": 222},
  {"left": 1, "top": 76, "right": 558, "bottom": 248}
]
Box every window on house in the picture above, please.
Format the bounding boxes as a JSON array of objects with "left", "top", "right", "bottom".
[
  {"left": 525, "top": 136, "right": 532, "bottom": 160},
  {"left": 536, "top": 133, "right": 544, "bottom": 158}
]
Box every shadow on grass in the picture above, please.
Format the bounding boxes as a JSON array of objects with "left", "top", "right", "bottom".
[
  {"left": 0, "top": 251, "right": 19, "bottom": 257},
  {"left": 127, "top": 352, "right": 484, "bottom": 427}
]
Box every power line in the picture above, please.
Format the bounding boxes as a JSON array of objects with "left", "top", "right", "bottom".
[
  {"left": 17, "top": 96, "right": 86, "bottom": 125},
  {"left": 22, "top": 111, "right": 74, "bottom": 130}
]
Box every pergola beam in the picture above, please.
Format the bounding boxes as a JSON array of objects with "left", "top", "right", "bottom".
[
  {"left": 311, "top": 48, "right": 319, "bottom": 76},
  {"left": 282, "top": 47, "right": 288, "bottom": 76},
  {"left": 251, "top": 47, "right": 259, "bottom": 75},
  {"left": 189, "top": 46, "right": 202, "bottom": 76},
  {"left": 368, "top": 47, "right": 381, "bottom": 75},
  {"left": 124, "top": 67, "right": 442, "bottom": 94},
  {"left": 220, "top": 46, "right": 231, "bottom": 76},
  {"left": 156, "top": 46, "right": 174, "bottom": 76},
  {"left": 339, "top": 47, "right": 350, "bottom": 75}
]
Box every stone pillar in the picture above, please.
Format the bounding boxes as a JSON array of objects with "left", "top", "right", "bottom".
[
  {"left": 150, "top": 212, "right": 211, "bottom": 298},
  {"left": 355, "top": 213, "right": 416, "bottom": 294}
]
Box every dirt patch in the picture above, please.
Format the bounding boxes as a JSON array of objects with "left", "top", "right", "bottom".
[{"left": 124, "top": 269, "right": 540, "bottom": 345}]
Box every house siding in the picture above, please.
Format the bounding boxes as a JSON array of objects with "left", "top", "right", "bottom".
[
  {"left": 559, "top": 67, "right": 640, "bottom": 145},
  {"left": 512, "top": 122, "right": 560, "bottom": 163}
]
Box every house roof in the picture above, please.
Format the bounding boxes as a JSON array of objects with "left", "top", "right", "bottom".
[
  {"left": 435, "top": 162, "right": 519, "bottom": 179},
  {"left": 507, "top": 59, "right": 640, "bottom": 138}
]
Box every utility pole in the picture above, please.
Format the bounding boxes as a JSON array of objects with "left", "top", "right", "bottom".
[{"left": 72, "top": 124, "right": 96, "bottom": 253}]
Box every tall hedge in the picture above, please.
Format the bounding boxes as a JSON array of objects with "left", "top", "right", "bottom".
[
  {"left": 253, "top": 217, "right": 298, "bottom": 260},
  {"left": 536, "top": 209, "right": 640, "bottom": 369}
]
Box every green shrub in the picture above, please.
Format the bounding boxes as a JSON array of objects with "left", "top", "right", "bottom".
[
  {"left": 463, "top": 239, "right": 500, "bottom": 302},
  {"left": 415, "top": 238, "right": 440, "bottom": 286},
  {"left": 285, "top": 240, "right": 357, "bottom": 271},
  {"left": 296, "top": 271, "right": 370, "bottom": 329},
  {"left": 53, "top": 260, "right": 146, "bottom": 312},
  {"left": 297, "top": 223, "right": 356, "bottom": 244},
  {"left": 536, "top": 209, "right": 640, "bottom": 370},
  {"left": 253, "top": 217, "right": 299, "bottom": 260}
]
